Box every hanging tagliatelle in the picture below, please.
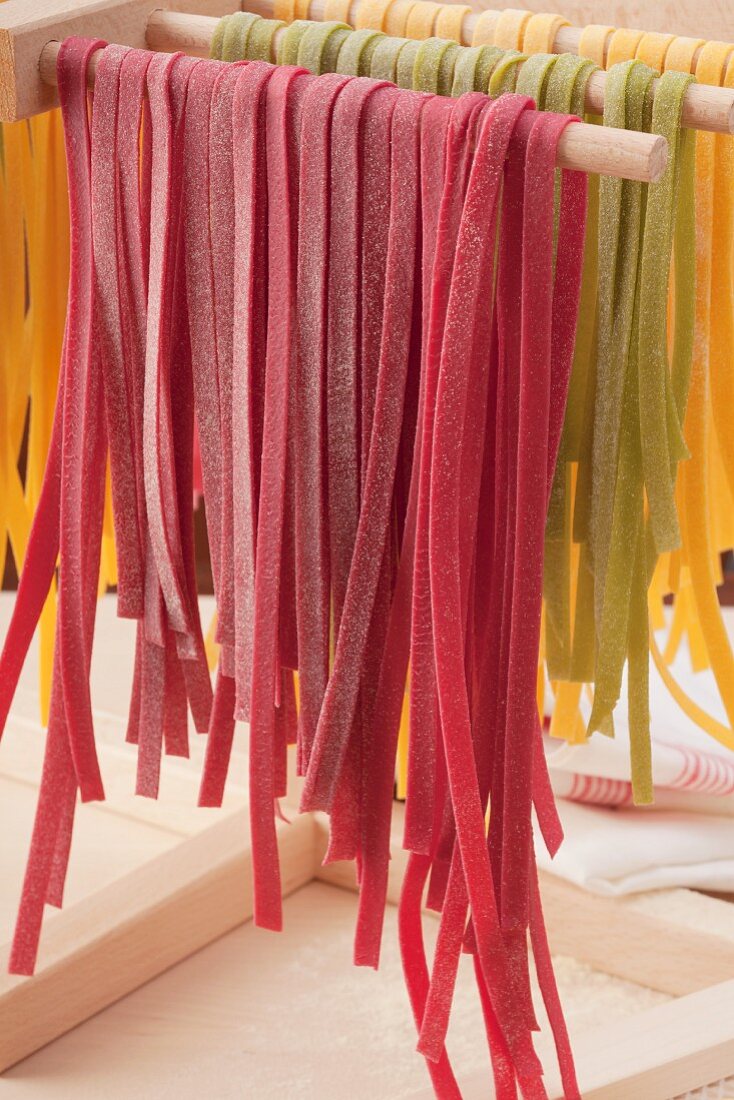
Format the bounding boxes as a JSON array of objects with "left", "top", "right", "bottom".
[
  {"left": 0, "top": 35, "right": 594, "bottom": 1097},
  {"left": 261, "top": 0, "right": 734, "bottom": 799}
]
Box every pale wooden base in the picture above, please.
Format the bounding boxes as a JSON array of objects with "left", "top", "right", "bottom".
[{"left": 1, "top": 791, "right": 733, "bottom": 1097}]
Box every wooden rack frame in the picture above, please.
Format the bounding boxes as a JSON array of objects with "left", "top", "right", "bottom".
[
  {"left": 3, "top": 0, "right": 734, "bottom": 1095},
  {"left": 2, "top": 776, "right": 734, "bottom": 1100},
  {"left": 0, "top": 2, "right": 666, "bottom": 184},
  {"left": 4, "top": 0, "right": 732, "bottom": 136}
]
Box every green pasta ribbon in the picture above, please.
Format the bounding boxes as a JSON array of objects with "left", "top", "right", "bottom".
[
  {"left": 414, "top": 37, "right": 453, "bottom": 92},
  {"left": 588, "top": 67, "right": 695, "bottom": 802},
  {"left": 450, "top": 45, "right": 482, "bottom": 95},
  {"left": 247, "top": 18, "right": 286, "bottom": 62},
  {"left": 437, "top": 42, "right": 460, "bottom": 95},
  {"left": 515, "top": 52, "right": 558, "bottom": 103},
  {"left": 370, "top": 36, "right": 411, "bottom": 82},
  {"left": 488, "top": 50, "right": 526, "bottom": 95},
  {"left": 542, "top": 56, "right": 599, "bottom": 680},
  {"left": 336, "top": 28, "right": 385, "bottom": 75},
  {"left": 221, "top": 12, "right": 259, "bottom": 61},
  {"left": 210, "top": 15, "right": 230, "bottom": 60},
  {"left": 277, "top": 20, "right": 313, "bottom": 66},
  {"left": 322, "top": 26, "right": 353, "bottom": 71},
  {"left": 298, "top": 22, "right": 352, "bottom": 74},
  {"left": 474, "top": 45, "right": 504, "bottom": 93},
  {"left": 637, "top": 70, "right": 694, "bottom": 554},
  {"left": 396, "top": 39, "right": 422, "bottom": 87},
  {"left": 589, "top": 61, "right": 654, "bottom": 619}
]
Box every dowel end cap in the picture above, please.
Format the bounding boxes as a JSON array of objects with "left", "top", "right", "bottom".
[{"left": 649, "top": 134, "right": 668, "bottom": 184}]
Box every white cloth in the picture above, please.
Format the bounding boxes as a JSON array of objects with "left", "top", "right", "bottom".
[
  {"left": 536, "top": 798, "right": 734, "bottom": 895},
  {"left": 538, "top": 625, "right": 734, "bottom": 894},
  {"left": 545, "top": 635, "right": 734, "bottom": 815}
]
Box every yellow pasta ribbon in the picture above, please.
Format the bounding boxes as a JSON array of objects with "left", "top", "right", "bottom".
[
  {"left": 405, "top": 1, "right": 439, "bottom": 38},
  {"left": 355, "top": 0, "right": 393, "bottom": 30},
  {"left": 471, "top": 10, "right": 499, "bottom": 47},
  {"left": 709, "top": 49, "right": 734, "bottom": 503},
  {"left": 522, "top": 12, "right": 569, "bottom": 56},
  {"left": 385, "top": 0, "right": 420, "bottom": 36},
  {"left": 492, "top": 8, "right": 532, "bottom": 50},
  {"left": 273, "top": 0, "right": 296, "bottom": 21},
  {"left": 674, "top": 41, "right": 734, "bottom": 731},
  {"left": 577, "top": 24, "right": 614, "bottom": 66},
  {"left": 635, "top": 31, "right": 675, "bottom": 73},
  {"left": 324, "top": 0, "right": 354, "bottom": 23},
  {"left": 606, "top": 28, "right": 645, "bottom": 68},
  {"left": 665, "top": 37, "right": 705, "bottom": 73},
  {"left": 434, "top": 4, "right": 469, "bottom": 43}
]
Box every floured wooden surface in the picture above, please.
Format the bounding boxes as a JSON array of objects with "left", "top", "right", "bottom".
[
  {"left": 0, "top": 592, "right": 722, "bottom": 1098},
  {"left": 1, "top": 881, "right": 668, "bottom": 1099}
]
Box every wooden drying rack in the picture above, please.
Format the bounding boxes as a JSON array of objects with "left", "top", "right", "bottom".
[
  {"left": 0, "top": 0, "right": 732, "bottom": 183},
  {"left": 3, "top": 0, "right": 734, "bottom": 1097}
]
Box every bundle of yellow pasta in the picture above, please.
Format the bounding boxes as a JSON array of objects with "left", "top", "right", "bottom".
[{"left": 1, "top": 107, "right": 117, "bottom": 721}]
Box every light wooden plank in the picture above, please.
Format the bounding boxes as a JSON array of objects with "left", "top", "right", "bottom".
[
  {"left": 1, "top": 712, "right": 248, "bottom": 837},
  {"left": 0, "top": 810, "right": 321, "bottom": 1073},
  {"left": 0, "top": 776, "right": 179, "bottom": 941},
  {"left": 533, "top": 871, "right": 734, "bottom": 997},
  {"left": 406, "top": 978, "right": 734, "bottom": 1100}
]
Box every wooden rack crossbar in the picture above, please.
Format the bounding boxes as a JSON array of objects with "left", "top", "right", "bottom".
[
  {"left": 2, "top": 1, "right": 731, "bottom": 133},
  {"left": 28, "top": 9, "right": 664, "bottom": 184},
  {"left": 279, "top": 0, "right": 734, "bottom": 133},
  {"left": 149, "top": 8, "right": 734, "bottom": 135}
]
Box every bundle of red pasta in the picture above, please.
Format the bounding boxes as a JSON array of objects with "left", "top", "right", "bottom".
[{"left": 0, "top": 36, "right": 587, "bottom": 1098}]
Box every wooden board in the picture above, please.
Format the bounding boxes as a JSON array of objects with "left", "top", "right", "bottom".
[
  {"left": 0, "top": 808, "right": 319, "bottom": 1073},
  {"left": 1, "top": 789, "right": 733, "bottom": 1097},
  {"left": 1, "top": 611, "right": 733, "bottom": 1100}
]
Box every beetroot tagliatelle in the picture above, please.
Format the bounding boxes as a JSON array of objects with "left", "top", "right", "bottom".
[{"left": 1, "top": 39, "right": 592, "bottom": 1098}]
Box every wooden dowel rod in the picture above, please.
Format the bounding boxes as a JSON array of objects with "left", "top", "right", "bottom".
[
  {"left": 38, "top": 22, "right": 667, "bottom": 183},
  {"left": 143, "top": 7, "right": 734, "bottom": 135},
  {"left": 291, "top": 0, "right": 734, "bottom": 133},
  {"left": 37, "top": 10, "right": 667, "bottom": 184}
]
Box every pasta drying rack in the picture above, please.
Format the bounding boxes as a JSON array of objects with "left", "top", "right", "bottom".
[{"left": 2, "top": 1, "right": 734, "bottom": 1097}]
